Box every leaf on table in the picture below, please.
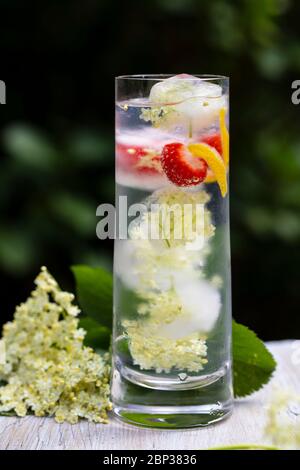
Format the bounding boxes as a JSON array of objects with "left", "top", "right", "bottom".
[
  {"left": 0, "top": 411, "right": 18, "bottom": 417},
  {"left": 232, "top": 320, "right": 277, "bottom": 398},
  {"left": 71, "top": 265, "right": 277, "bottom": 398},
  {"left": 79, "top": 317, "right": 111, "bottom": 350},
  {"left": 72, "top": 265, "right": 113, "bottom": 329}
]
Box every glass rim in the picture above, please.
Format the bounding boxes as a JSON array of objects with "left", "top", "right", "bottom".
[{"left": 116, "top": 74, "right": 229, "bottom": 81}]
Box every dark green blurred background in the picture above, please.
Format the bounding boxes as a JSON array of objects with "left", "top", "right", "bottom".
[{"left": 0, "top": 0, "right": 299, "bottom": 339}]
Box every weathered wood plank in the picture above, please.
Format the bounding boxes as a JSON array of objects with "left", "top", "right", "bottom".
[{"left": 0, "top": 341, "right": 298, "bottom": 450}]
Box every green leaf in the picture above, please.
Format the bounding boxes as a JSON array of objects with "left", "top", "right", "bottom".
[
  {"left": 72, "top": 265, "right": 113, "bottom": 329},
  {"left": 0, "top": 229, "right": 35, "bottom": 274},
  {"left": 232, "top": 320, "right": 276, "bottom": 397},
  {"left": 3, "top": 125, "right": 58, "bottom": 171},
  {"left": 49, "top": 193, "right": 96, "bottom": 236},
  {"left": 208, "top": 444, "right": 279, "bottom": 450},
  {"left": 0, "top": 410, "right": 18, "bottom": 417},
  {"left": 79, "top": 317, "right": 111, "bottom": 350},
  {"left": 71, "top": 265, "right": 277, "bottom": 397},
  {"left": 66, "top": 131, "right": 112, "bottom": 165}
]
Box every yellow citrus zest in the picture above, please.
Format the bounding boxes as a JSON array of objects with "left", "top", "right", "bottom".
[
  {"left": 188, "top": 142, "right": 228, "bottom": 197},
  {"left": 220, "top": 107, "right": 229, "bottom": 166},
  {"left": 204, "top": 107, "right": 229, "bottom": 184}
]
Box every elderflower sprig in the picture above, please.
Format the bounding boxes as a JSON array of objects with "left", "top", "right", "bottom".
[
  {"left": 121, "top": 188, "right": 219, "bottom": 373},
  {"left": 264, "top": 389, "right": 300, "bottom": 449},
  {"left": 124, "top": 319, "right": 207, "bottom": 373},
  {"left": 140, "top": 106, "right": 177, "bottom": 128},
  {"left": 0, "top": 267, "right": 112, "bottom": 424}
]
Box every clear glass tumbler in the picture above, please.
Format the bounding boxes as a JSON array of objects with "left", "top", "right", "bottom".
[{"left": 111, "top": 74, "right": 233, "bottom": 428}]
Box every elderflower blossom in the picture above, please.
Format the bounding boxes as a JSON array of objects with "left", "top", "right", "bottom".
[
  {"left": 124, "top": 320, "right": 207, "bottom": 373},
  {"left": 127, "top": 188, "right": 215, "bottom": 290},
  {"left": 147, "top": 187, "right": 215, "bottom": 247},
  {"left": 264, "top": 389, "right": 300, "bottom": 449},
  {"left": 140, "top": 106, "right": 177, "bottom": 128},
  {"left": 123, "top": 290, "right": 208, "bottom": 373},
  {"left": 130, "top": 241, "right": 205, "bottom": 291},
  {"left": 0, "top": 267, "right": 112, "bottom": 424},
  {"left": 130, "top": 206, "right": 214, "bottom": 249},
  {"left": 121, "top": 187, "right": 220, "bottom": 373},
  {"left": 149, "top": 187, "right": 211, "bottom": 207}
]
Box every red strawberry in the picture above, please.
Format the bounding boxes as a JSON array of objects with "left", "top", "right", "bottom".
[
  {"left": 201, "top": 133, "right": 222, "bottom": 155},
  {"left": 116, "top": 143, "right": 161, "bottom": 174},
  {"left": 161, "top": 142, "right": 207, "bottom": 187}
]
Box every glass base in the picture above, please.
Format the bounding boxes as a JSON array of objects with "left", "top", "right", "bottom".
[
  {"left": 114, "top": 403, "right": 233, "bottom": 429},
  {"left": 111, "top": 366, "right": 233, "bottom": 429},
  {"left": 121, "top": 363, "right": 227, "bottom": 391}
]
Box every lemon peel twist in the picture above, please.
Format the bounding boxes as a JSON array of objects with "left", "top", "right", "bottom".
[
  {"left": 204, "top": 107, "right": 229, "bottom": 187},
  {"left": 220, "top": 107, "right": 229, "bottom": 166},
  {"left": 188, "top": 142, "right": 228, "bottom": 197}
]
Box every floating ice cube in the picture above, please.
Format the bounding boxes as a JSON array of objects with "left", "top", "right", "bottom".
[
  {"left": 114, "top": 240, "right": 141, "bottom": 290},
  {"left": 161, "top": 278, "right": 221, "bottom": 338},
  {"left": 150, "top": 74, "right": 222, "bottom": 104},
  {"left": 116, "top": 127, "right": 181, "bottom": 149},
  {"left": 116, "top": 169, "right": 168, "bottom": 191},
  {"left": 149, "top": 74, "right": 227, "bottom": 130},
  {"left": 151, "top": 264, "right": 201, "bottom": 291}
]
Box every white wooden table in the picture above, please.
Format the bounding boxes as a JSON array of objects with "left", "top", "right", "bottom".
[{"left": 0, "top": 341, "right": 299, "bottom": 450}]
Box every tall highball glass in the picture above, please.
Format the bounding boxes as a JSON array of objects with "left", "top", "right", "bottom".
[{"left": 111, "top": 74, "right": 232, "bottom": 428}]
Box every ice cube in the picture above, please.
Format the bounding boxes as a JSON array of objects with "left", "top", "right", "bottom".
[
  {"left": 151, "top": 263, "right": 201, "bottom": 291},
  {"left": 150, "top": 74, "right": 222, "bottom": 104},
  {"left": 114, "top": 240, "right": 141, "bottom": 290},
  {"left": 160, "top": 278, "right": 221, "bottom": 338},
  {"left": 149, "top": 74, "right": 227, "bottom": 130},
  {"left": 116, "top": 169, "right": 168, "bottom": 191}
]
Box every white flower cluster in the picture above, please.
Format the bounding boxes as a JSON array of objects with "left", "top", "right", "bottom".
[
  {"left": 123, "top": 290, "right": 207, "bottom": 373},
  {"left": 264, "top": 389, "right": 300, "bottom": 449},
  {"left": 0, "top": 267, "right": 112, "bottom": 424},
  {"left": 119, "top": 188, "right": 222, "bottom": 373}
]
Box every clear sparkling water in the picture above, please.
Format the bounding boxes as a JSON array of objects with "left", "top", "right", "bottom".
[{"left": 112, "top": 77, "right": 233, "bottom": 427}]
